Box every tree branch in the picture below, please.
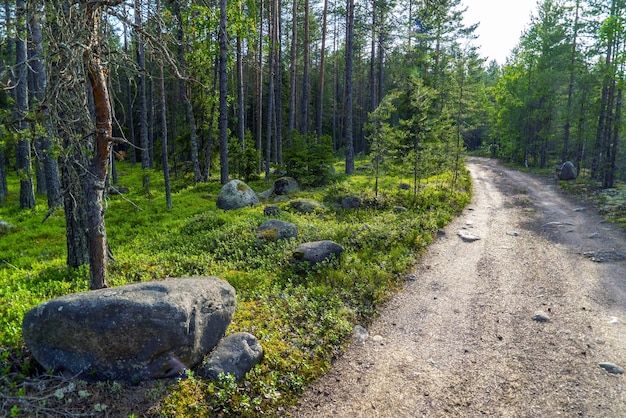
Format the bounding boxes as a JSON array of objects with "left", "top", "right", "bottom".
[{"left": 106, "top": 8, "right": 197, "bottom": 84}]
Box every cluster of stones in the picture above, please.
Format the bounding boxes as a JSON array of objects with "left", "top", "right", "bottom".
[
  {"left": 23, "top": 176, "right": 350, "bottom": 383},
  {"left": 217, "top": 177, "right": 346, "bottom": 267},
  {"left": 22, "top": 277, "right": 263, "bottom": 382}
]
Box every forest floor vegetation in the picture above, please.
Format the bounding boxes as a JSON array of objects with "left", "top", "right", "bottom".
[{"left": 0, "top": 158, "right": 470, "bottom": 417}]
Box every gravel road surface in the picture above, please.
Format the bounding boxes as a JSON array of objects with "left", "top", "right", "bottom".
[{"left": 290, "top": 157, "right": 626, "bottom": 417}]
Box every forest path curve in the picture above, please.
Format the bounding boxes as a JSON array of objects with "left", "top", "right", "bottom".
[{"left": 289, "top": 157, "right": 626, "bottom": 417}]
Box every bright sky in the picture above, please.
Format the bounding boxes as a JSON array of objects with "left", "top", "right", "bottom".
[{"left": 462, "top": 0, "right": 539, "bottom": 65}]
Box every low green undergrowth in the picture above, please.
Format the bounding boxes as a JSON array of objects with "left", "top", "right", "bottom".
[{"left": 0, "top": 158, "right": 471, "bottom": 416}]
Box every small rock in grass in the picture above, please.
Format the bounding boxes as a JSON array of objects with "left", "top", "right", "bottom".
[
  {"left": 0, "top": 220, "right": 15, "bottom": 236},
  {"left": 263, "top": 205, "right": 280, "bottom": 216},
  {"left": 532, "top": 311, "right": 550, "bottom": 322},
  {"left": 599, "top": 362, "right": 624, "bottom": 375},
  {"left": 199, "top": 332, "right": 264, "bottom": 382}
]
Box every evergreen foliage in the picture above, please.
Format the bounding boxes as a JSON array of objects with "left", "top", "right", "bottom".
[{"left": 284, "top": 134, "right": 335, "bottom": 186}]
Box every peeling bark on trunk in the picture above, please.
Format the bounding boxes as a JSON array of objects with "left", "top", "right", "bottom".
[{"left": 84, "top": 3, "right": 113, "bottom": 290}]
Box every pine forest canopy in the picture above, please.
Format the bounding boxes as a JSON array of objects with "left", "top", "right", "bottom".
[{"left": 0, "top": 0, "right": 625, "bottom": 288}]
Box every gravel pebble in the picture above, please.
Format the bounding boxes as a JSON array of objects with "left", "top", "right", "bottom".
[
  {"left": 599, "top": 362, "right": 624, "bottom": 375},
  {"left": 532, "top": 311, "right": 550, "bottom": 322}
]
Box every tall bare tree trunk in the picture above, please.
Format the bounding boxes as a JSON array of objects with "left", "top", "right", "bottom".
[
  {"left": 265, "top": 0, "right": 277, "bottom": 180},
  {"left": 204, "top": 59, "right": 219, "bottom": 180},
  {"left": 0, "top": 141, "right": 7, "bottom": 202},
  {"left": 157, "top": 0, "right": 172, "bottom": 208},
  {"left": 123, "top": 20, "right": 137, "bottom": 165},
  {"left": 287, "top": 0, "right": 298, "bottom": 145},
  {"left": 237, "top": 34, "right": 245, "bottom": 149},
  {"left": 0, "top": 0, "right": 8, "bottom": 201},
  {"left": 171, "top": 2, "right": 201, "bottom": 182},
  {"left": 344, "top": 0, "right": 355, "bottom": 174},
  {"left": 369, "top": 1, "right": 377, "bottom": 113},
  {"left": 30, "top": 11, "right": 61, "bottom": 209},
  {"left": 15, "top": 0, "right": 36, "bottom": 209},
  {"left": 317, "top": 0, "right": 328, "bottom": 138},
  {"left": 275, "top": 5, "right": 284, "bottom": 165},
  {"left": 219, "top": 0, "right": 229, "bottom": 184},
  {"left": 300, "top": 0, "right": 310, "bottom": 133},
  {"left": 135, "top": 0, "right": 150, "bottom": 188},
  {"left": 84, "top": 1, "right": 117, "bottom": 289},
  {"left": 592, "top": 0, "right": 618, "bottom": 182},
  {"left": 562, "top": 0, "right": 580, "bottom": 163},
  {"left": 46, "top": 0, "right": 90, "bottom": 268},
  {"left": 256, "top": 0, "right": 264, "bottom": 169}
]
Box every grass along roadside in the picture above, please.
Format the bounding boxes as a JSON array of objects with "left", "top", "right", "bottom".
[{"left": 0, "top": 159, "right": 471, "bottom": 416}]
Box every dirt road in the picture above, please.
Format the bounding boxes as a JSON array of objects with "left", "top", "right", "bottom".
[{"left": 291, "top": 157, "right": 626, "bottom": 417}]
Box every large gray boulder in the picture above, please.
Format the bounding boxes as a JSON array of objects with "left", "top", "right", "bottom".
[
  {"left": 199, "top": 332, "right": 263, "bottom": 382},
  {"left": 216, "top": 180, "right": 259, "bottom": 210},
  {"left": 557, "top": 161, "right": 577, "bottom": 180},
  {"left": 22, "top": 277, "right": 236, "bottom": 381},
  {"left": 257, "top": 219, "right": 298, "bottom": 241},
  {"left": 293, "top": 240, "right": 344, "bottom": 265},
  {"left": 274, "top": 177, "right": 299, "bottom": 195}
]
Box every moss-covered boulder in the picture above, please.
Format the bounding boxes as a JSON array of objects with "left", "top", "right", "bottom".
[
  {"left": 256, "top": 219, "right": 298, "bottom": 241},
  {"left": 289, "top": 198, "right": 325, "bottom": 214},
  {"left": 273, "top": 177, "right": 299, "bottom": 195},
  {"left": 216, "top": 180, "right": 259, "bottom": 210}
]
